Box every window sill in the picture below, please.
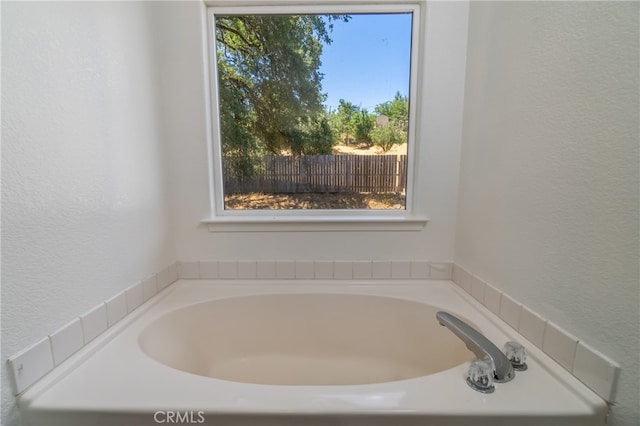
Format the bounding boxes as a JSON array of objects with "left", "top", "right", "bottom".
[{"left": 202, "top": 216, "right": 428, "bottom": 232}]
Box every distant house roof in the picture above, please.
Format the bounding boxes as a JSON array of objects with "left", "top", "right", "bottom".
[{"left": 376, "top": 114, "right": 389, "bottom": 128}]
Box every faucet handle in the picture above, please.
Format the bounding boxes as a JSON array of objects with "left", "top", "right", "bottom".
[
  {"left": 503, "top": 341, "right": 528, "bottom": 371},
  {"left": 466, "top": 359, "right": 495, "bottom": 393}
]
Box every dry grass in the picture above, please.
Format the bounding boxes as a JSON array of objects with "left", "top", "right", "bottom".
[
  {"left": 225, "top": 192, "right": 406, "bottom": 210},
  {"left": 332, "top": 142, "right": 407, "bottom": 156}
]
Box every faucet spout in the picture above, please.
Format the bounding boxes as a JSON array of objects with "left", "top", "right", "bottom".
[{"left": 436, "top": 311, "right": 515, "bottom": 383}]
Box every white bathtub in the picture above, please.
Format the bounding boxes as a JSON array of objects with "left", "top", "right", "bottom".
[{"left": 19, "top": 280, "right": 608, "bottom": 426}]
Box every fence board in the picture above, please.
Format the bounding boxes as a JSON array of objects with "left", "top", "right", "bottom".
[{"left": 223, "top": 154, "right": 407, "bottom": 194}]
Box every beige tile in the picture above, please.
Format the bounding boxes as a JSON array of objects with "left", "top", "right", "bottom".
[
  {"left": 256, "top": 261, "right": 276, "bottom": 279},
  {"left": 49, "top": 319, "right": 84, "bottom": 366},
  {"left": 314, "top": 261, "right": 333, "bottom": 279},
  {"left": 276, "top": 261, "right": 295, "bottom": 279},
  {"left": 483, "top": 283, "right": 502, "bottom": 316},
  {"left": 105, "top": 291, "right": 127, "bottom": 327},
  {"left": 238, "top": 261, "right": 257, "bottom": 279},
  {"left": 372, "top": 261, "right": 391, "bottom": 279},
  {"left": 452, "top": 263, "right": 463, "bottom": 285},
  {"left": 218, "top": 261, "right": 238, "bottom": 279},
  {"left": 573, "top": 342, "right": 620, "bottom": 403},
  {"left": 457, "top": 267, "right": 472, "bottom": 293},
  {"left": 199, "top": 261, "right": 219, "bottom": 279},
  {"left": 295, "top": 261, "right": 314, "bottom": 279},
  {"left": 178, "top": 261, "right": 199, "bottom": 279},
  {"left": 430, "top": 262, "right": 452, "bottom": 279},
  {"left": 156, "top": 267, "right": 170, "bottom": 290},
  {"left": 168, "top": 263, "right": 179, "bottom": 283},
  {"left": 470, "top": 275, "right": 486, "bottom": 302},
  {"left": 7, "top": 338, "right": 54, "bottom": 394},
  {"left": 543, "top": 322, "right": 579, "bottom": 372},
  {"left": 80, "top": 304, "right": 108, "bottom": 344},
  {"left": 499, "top": 294, "right": 521, "bottom": 330},
  {"left": 142, "top": 276, "right": 157, "bottom": 301},
  {"left": 125, "top": 282, "right": 143, "bottom": 312},
  {"left": 518, "top": 306, "right": 547, "bottom": 348},
  {"left": 352, "top": 261, "right": 372, "bottom": 279},
  {"left": 334, "top": 261, "right": 353, "bottom": 279},
  {"left": 410, "top": 261, "right": 430, "bottom": 279},
  {"left": 391, "top": 261, "right": 411, "bottom": 279}
]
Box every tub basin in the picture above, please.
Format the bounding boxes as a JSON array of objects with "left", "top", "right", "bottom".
[
  {"left": 138, "top": 293, "right": 474, "bottom": 385},
  {"left": 18, "top": 281, "right": 608, "bottom": 426}
]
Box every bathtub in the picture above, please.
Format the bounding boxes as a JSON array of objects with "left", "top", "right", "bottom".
[{"left": 19, "top": 280, "right": 607, "bottom": 426}]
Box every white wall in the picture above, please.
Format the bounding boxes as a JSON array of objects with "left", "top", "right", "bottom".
[
  {"left": 1, "top": 2, "right": 176, "bottom": 425},
  {"left": 6, "top": 0, "right": 637, "bottom": 424},
  {"left": 162, "top": 1, "right": 469, "bottom": 262},
  {"left": 456, "top": 2, "right": 639, "bottom": 424}
]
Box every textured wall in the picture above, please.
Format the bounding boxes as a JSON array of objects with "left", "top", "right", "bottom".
[
  {"left": 162, "top": 1, "right": 469, "bottom": 262},
  {"left": 456, "top": 2, "right": 639, "bottom": 424},
  {"left": 4, "top": 0, "right": 638, "bottom": 425},
  {"left": 1, "top": 2, "right": 176, "bottom": 424}
]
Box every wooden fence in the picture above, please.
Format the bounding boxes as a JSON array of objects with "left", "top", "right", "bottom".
[{"left": 223, "top": 154, "right": 407, "bottom": 194}]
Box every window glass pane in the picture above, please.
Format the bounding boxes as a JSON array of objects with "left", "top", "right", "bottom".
[{"left": 214, "top": 13, "right": 412, "bottom": 210}]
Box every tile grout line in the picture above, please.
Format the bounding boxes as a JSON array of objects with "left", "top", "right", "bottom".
[
  {"left": 7, "top": 261, "right": 180, "bottom": 396},
  {"left": 12, "top": 259, "right": 617, "bottom": 404},
  {"left": 7, "top": 260, "right": 451, "bottom": 396},
  {"left": 450, "top": 262, "right": 620, "bottom": 404}
]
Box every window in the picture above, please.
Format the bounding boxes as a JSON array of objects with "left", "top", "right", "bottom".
[{"left": 205, "top": 2, "right": 426, "bottom": 229}]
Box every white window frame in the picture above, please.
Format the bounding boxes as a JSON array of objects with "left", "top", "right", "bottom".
[{"left": 203, "top": 0, "right": 428, "bottom": 232}]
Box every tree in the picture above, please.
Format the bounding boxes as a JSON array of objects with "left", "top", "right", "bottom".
[
  {"left": 352, "top": 109, "right": 375, "bottom": 145},
  {"left": 326, "top": 92, "right": 409, "bottom": 150},
  {"left": 216, "top": 14, "right": 346, "bottom": 166},
  {"left": 283, "top": 116, "right": 334, "bottom": 156},
  {"left": 371, "top": 124, "right": 406, "bottom": 153},
  {"left": 329, "top": 99, "right": 359, "bottom": 144},
  {"left": 374, "top": 92, "right": 409, "bottom": 132}
]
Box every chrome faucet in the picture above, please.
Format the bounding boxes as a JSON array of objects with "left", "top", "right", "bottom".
[{"left": 436, "top": 311, "right": 515, "bottom": 383}]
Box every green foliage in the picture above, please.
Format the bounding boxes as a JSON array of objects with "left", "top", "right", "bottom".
[
  {"left": 305, "top": 118, "right": 335, "bottom": 155},
  {"left": 328, "top": 99, "right": 359, "bottom": 143},
  {"left": 327, "top": 102, "right": 376, "bottom": 146},
  {"left": 371, "top": 124, "right": 407, "bottom": 153},
  {"left": 352, "top": 110, "right": 375, "bottom": 145},
  {"left": 327, "top": 93, "right": 409, "bottom": 150},
  {"left": 374, "top": 92, "right": 409, "bottom": 132},
  {"left": 216, "top": 14, "right": 347, "bottom": 176},
  {"left": 283, "top": 117, "right": 334, "bottom": 156},
  {"left": 216, "top": 13, "right": 410, "bottom": 179}
]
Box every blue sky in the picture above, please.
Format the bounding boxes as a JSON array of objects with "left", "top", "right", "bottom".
[{"left": 319, "top": 13, "right": 413, "bottom": 112}]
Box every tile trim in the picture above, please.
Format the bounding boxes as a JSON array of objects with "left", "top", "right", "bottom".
[
  {"left": 177, "top": 260, "right": 453, "bottom": 281},
  {"left": 6, "top": 262, "right": 180, "bottom": 396},
  {"left": 451, "top": 263, "right": 620, "bottom": 404},
  {"left": 6, "top": 260, "right": 452, "bottom": 396},
  {"left": 11, "top": 260, "right": 616, "bottom": 404},
  {"left": 14, "top": 259, "right": 617, "bottom": 403}
]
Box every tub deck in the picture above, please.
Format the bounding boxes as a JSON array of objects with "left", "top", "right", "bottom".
[{"left": 18, "top": 280, "right": 607, "bottom": 426}]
